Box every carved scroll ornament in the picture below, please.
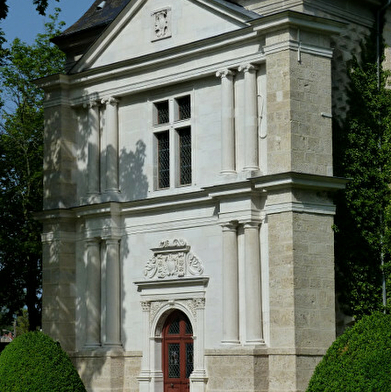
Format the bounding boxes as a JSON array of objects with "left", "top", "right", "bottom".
[{"left": 144, "top": 239, "right": 204, "bottom": 279}]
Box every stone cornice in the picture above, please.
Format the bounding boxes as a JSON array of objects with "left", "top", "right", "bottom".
[
  {"left": 252, "top": 172, "right": 347, "bottom": 192},
  {"left": 71, "top": 26, "right": 258, "bottom": 78},
  {"left": 251, "top": 10, "right": 345, "bottom": 36},
  {"left": 205, "top": 172, "right": 346, "bottom": 198},
  {"left": 37, "top": 173, "right": 345, "bottom": 223},
  {"left": 35, "top": 208, "right": 76, "bottom": 223},
  {"left": 135, "top": 277, "right": 209, "bottom": 293}
]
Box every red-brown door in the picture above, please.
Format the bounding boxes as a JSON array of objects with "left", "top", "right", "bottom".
[{"left": 163, "top": 310, "right": 193, "bottom": 392}]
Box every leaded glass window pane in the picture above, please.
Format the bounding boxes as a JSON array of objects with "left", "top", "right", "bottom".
[
  {"left": 155, "top": 100, "right": 169, "bottom": 124},
  {"left": 168, "top": 343, "right": 180, "bottom": 378},
  {"left": 157, "top": 131, "right": 170, "bottom": 188},
  {"left": 185, "top": 319, "right": 193, "bottom": 335},
  {"left": 176, "top": 96, "right": 191, "bottom": 120},
  {"left": 168, "top": 318, "right": 180, "bottom": 334},
  {"left": 178, "top": 127, "right": 191, "bottom": 185},
  {"left": 186, "top": 343, "right": 194, "bottom": 378}
]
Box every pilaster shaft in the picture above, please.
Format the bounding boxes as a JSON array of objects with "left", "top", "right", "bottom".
[
  {"left": 140, "top": 302, "right": 151, "bottom": 372},
  {"left": 239, "top": 64, "right": 259, "bottom": 171},
  {"left": 103, "top": 97, "right": 119, "bottom": 192},
  {"left": 221, "top": 222, "right": 239, "bottom": 344},
  {"left": 87, "top": 101, "right": 100, "bottom": 194},
  {"left": 105, "top": 237, "right": 121, "bottom": 346},
  {"left": 216, "top": 69, "right": 235, "bottom": 174},
  {"left": 85, "top": 238, "right": 101, "bottom": 346},
  {"left": 243, "top": 222, "right": 263, "bottom": 344}
]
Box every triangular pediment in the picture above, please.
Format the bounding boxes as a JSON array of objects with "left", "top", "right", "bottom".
[{"left": 72, "top": 0, "right": 256, "bottom": 72}]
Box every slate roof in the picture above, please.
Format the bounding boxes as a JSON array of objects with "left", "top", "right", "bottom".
[{"left": 60, "top": 0, "right": 130, "bottom": 37}]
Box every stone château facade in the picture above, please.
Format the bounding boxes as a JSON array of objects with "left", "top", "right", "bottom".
[{"left": 37, "top": 1, "right": 388, "bottom": 391}]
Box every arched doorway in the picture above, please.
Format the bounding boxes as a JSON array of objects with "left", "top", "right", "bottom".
[{"left": 162, "top": 310, "right": 194, "bottom": 392}]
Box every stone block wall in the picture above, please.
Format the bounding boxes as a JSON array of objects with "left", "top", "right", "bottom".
[
  {"left": 205, "top": 349, "right": 269, "bottom": 392},
  {"left": 266, "top": 208, "right": 335, "bottom": 391},
  {"left": 72, "top": 353, "right": 141, "bottom": 392},
  {"left": 265, "top": 28, "right": 333, "bottom": 176},
  {"left": 41, "top": 218, "right": 77, "bottom": 352},
  {"left": 42, "top": 77, "right": 77, "bottom": 210}
]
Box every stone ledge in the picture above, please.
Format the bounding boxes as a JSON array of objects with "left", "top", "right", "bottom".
[
  {"left": 69, "top": 350, "right": 142, "bottom": 359},
  {"left": 205, "top": 347, "right": 327, "bottom": 356}
]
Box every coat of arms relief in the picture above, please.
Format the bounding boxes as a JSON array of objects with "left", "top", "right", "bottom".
[
  {"left": 152, "top": 8, "right": 172, "bottom": 41},
  {"left": 144, "top": 239, "right": 204, "bottom": 279}
]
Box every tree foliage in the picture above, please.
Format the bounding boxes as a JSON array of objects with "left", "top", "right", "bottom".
[
  {"left": 0, "top": 0, "right": 57, "bottom": 20},
  {"left": 0, "top": 331, "right": 86, "bottom": 391},
  {"left": 307, "top": 312, "right": 391, "bottom": 391},
  {"left": 333, "top": 17, "right": 391, "bottom": 319},
  {"left": 0, "top": 10, "right": 65, "bottom": 331}
]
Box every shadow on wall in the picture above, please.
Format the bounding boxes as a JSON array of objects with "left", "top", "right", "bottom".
[
  {"left": 120, "top": 139, "right": 149, "bottom": 201},
  {"left": 43, "top": 99, "right": 148, "bottom": 391}
]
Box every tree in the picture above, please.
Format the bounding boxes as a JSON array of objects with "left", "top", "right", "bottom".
[
  {"left": 333, "top": 15, "right": 391, "bottom": 319},
  {"left": 0, "top": 0, "right": 57, "bottom": 20},
  {"left": 307, "top": 312, "right": 391, "bottom": 391},
  {"left": 0, "top": 331, "right": 87, "bottom": 391},
  {"left": 0, "top": 10, "right": 65, "bottom": 331}
]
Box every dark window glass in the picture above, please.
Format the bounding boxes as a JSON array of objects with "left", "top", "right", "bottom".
[
  {"left": 186, "top": 343, "right": 194, "bottom": 378},
  {"left": 178, "top": 127, "right": 191, "bottom": 185},
  {"left": 155, "top": 100, "right": 169, "bottom": 124},
  {"left": 176, "top": 96, "right": 191, "bottom": 120},
  {"left": 168, "top": 343, "right": 180, "bottom": 378},
  {"left": 157, "top": 131, "right": 170, "bottom": 188},
  {"left": 168, "top": 318, "right": 180, "bottom": 334},
  {"left": 185, "top": 319, "right": 193, "bottom": 335}
]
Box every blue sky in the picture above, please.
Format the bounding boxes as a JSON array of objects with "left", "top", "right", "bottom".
[{"left": 1, "top": 0, "right": 92, "bottom": 45}]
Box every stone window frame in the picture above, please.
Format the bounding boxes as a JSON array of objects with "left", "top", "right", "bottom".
[{"left": 152, "top": 94, "right": 193, "bottom": 190}]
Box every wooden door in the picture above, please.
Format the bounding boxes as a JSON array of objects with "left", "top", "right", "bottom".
[{"left": 163, "top": 310, "right": 193, "bottom": 392}]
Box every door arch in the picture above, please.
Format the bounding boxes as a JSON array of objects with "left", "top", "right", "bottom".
[{"left": 162, "top": 310, "right": 194, "bottom": 392}]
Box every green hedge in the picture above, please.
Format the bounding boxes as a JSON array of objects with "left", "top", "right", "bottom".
[
  {"left": 0, "top": 331, "right": 86, "bottom": 392},
  {"left": 307, "top": 312, "right": 391, "bottom": 391}
]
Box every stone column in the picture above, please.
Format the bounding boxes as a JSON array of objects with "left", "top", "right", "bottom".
[
  {"left": 221, "top": 222, "right": 239, "bottom": 344},
  {"left": 87, "top": 101, "right": 100, "bottom": 194},
  {"left": 238, "top": 64, "right": 259, "bottom": 171},
  {"left": 85, "top": 238, "right": 101, "bottom": 347},
  {"left": 105, "top": 237, "right": 121, "bottom": 346},
  {"left": 243, "top": 222, "right": 263, "bottom": 344},
  {"left": 103, "top": 97, "right": 119, "bottom": 192},
  {"left": 216, "top": 69, "right": 235, "bottom": 174}
]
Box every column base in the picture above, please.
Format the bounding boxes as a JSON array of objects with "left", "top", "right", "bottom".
[
  {"left": 243, "top": 166, "right": 260, "bottom": 172},
  {"left": 83, "top": 343, "right": 101, "bottom": 349},
  {"left": 244, "top": 339, "right": 265, "bottom": 345},
  {"left": 220, "top": 170, "right": 237, "bottom": 175},
  {"left": 221, "top": 339, "right": 240, "bottom": 345},
  {"left": 190, "top": 370, "right": 208, "bottom": 392},
  {"left": 138, "top": 370, "right": 152, "bottom": 392}
]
